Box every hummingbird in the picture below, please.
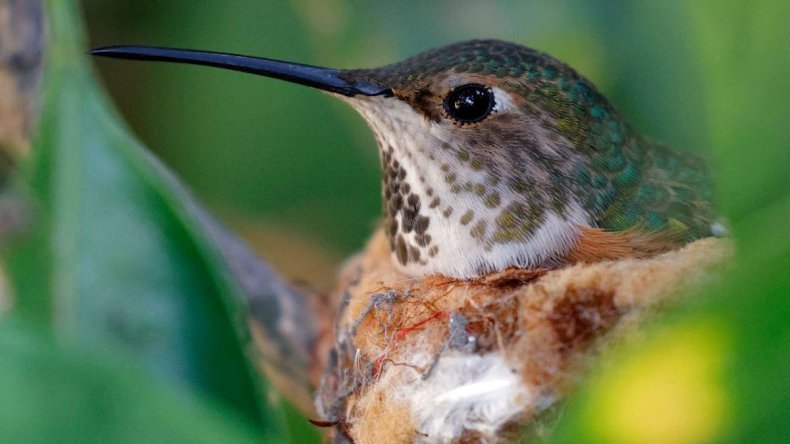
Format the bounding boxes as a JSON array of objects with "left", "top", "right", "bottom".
[
  {"left": 91, "top": 40, "right": 721, "bottom": 441},
  {"left": 91, "top": 39, "right": 715, "bottom": 280}
]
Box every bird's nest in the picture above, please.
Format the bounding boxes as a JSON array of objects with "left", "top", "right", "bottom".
[{"left": 313, "top": 229, "right": 729, "bottom": 443}]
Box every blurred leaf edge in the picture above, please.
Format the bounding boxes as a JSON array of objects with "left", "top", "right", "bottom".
[{"left": 0, "top": 0, "right": 321, "bottom": 442}]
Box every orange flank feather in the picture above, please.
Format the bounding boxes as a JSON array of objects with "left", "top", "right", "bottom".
[{"left": 566, "top": 225, "right": 689, "bottom": 263}]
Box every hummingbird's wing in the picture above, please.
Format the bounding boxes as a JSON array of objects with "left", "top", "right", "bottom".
[{"left": 595, "top": 139, "right": 716, "bottom": 243}]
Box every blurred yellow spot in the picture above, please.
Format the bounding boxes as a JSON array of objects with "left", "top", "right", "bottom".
[{"left": 589, "top": 322, "right": 729, "bottom": 444}]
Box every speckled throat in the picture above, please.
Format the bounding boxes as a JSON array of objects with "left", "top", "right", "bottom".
[{"left": 346, "top": 95, "right": 591, "bottom": 279}]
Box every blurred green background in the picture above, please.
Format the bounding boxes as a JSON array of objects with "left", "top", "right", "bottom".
[
  {"left": 83, "top": 0, "right": 713, "bottom": 289},
  {"left": 3, "top": 1, "right": 783, "bottom": 443}
]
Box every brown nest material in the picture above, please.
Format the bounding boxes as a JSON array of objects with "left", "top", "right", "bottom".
[{"left": 314, "top": 229, "right": 729, "bottom": 443}]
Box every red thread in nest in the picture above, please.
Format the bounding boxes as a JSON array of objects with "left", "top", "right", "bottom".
[{"left": 373, "top": 310, "right": 448, "bottom": 378}]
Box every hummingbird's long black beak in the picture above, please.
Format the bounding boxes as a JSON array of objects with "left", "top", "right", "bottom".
[{"left": 89, "top": 45, "right": 389, "bottom": 97}]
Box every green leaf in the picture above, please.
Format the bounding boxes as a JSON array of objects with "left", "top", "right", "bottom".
[
  {"left": 0, "top": 318, "right": 261, "bottom": 444},
  {"left": 3, "top": 0, "right": 289, "bottom": 438}
]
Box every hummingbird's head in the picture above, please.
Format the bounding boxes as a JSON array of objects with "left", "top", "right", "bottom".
[
  {"left": 333, "top": 40, "right": 631, "bottom": 277},
  {"left": 91, "top": 39, "right": 634, "bottom": 279}
]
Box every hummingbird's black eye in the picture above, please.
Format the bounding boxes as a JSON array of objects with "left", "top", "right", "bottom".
[{"left": 443, "top": 84, "right": 495, "bottom": 124}]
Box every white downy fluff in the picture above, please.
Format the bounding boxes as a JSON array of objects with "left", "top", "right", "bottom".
[{"left": 390, "top": 351, "right": 531, "bottom": 443}]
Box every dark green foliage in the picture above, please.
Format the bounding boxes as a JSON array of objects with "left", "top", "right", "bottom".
[
  {"left": 0, "top": 319, "right": 262, "bottom": 443},
  {"left": 2, "top": 1, "right": 298, "bottom": 442}
]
